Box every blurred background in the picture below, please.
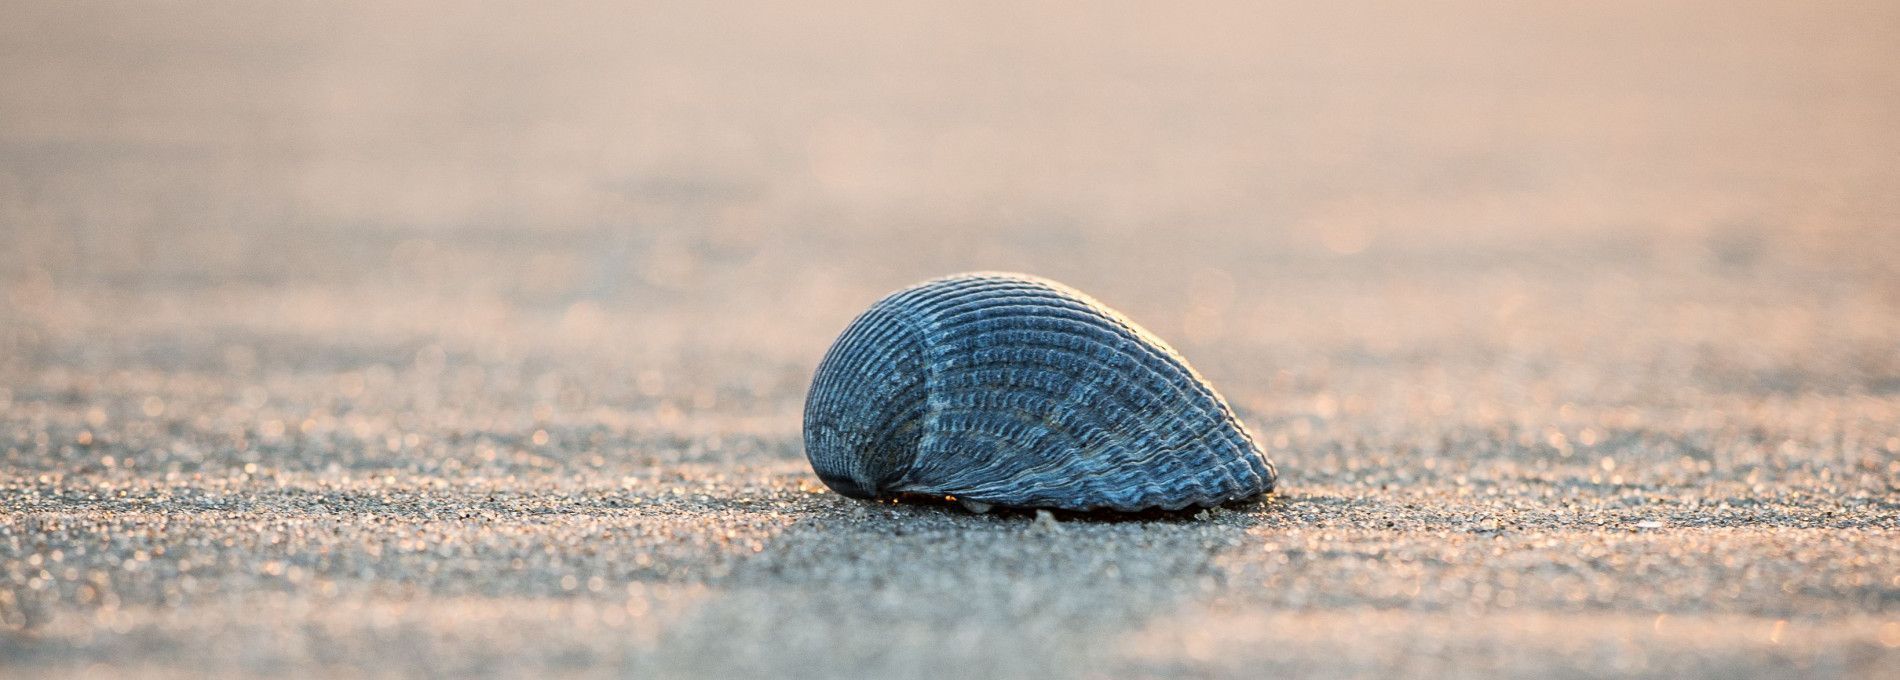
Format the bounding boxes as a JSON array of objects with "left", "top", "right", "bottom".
[
  {"left": 4, "top": 0, "right": 1899, "bottom": 475},
  {"left": 4, "top": 1, "right": 1897, "bottom": 355},
  {"left": 2, "top": 2, "right": 1898, "bottom": 675}
]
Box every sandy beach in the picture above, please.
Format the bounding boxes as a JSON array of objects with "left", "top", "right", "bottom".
[{"left": 3, "top": 2, "right": 1898, "bottom": 677}]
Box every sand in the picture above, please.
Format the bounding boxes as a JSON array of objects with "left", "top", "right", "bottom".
[{"left": 3, "top": 2, "right": 1898, "bottom": 677}]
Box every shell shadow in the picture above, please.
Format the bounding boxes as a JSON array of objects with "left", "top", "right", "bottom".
[
  {"left": 631, "top": 489, "right": 1286, "bottom": 678},
  {"left": 884, "top": 491, "right": 1282, "bottom": 524}
]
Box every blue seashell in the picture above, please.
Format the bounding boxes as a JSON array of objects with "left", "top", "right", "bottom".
[{"left": 803, "top": 272, "right": 1277, "bottom": 512}]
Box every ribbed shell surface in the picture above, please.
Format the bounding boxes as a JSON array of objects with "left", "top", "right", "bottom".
[{"left": 803, "top": 272, "right": 1277, "bottom": 512}]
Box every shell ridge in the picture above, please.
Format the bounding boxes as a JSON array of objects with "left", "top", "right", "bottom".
[
  {"left": 1052, "top": 304, "right": 1272, "bottom": 497},
  {"left": 950, "top": 317, "right": 1261, "bottom": 502},
  {"left": 912, "top": 362, "right": 1248, "bottom": 508},
  {"left": 917, "top": 312, "right": 1193, "bottom": 505},
  {"left": 802, "top": 295, "right": 933, "bottom": 496},
  {"left": 901, "top": 332, "right": 1093, "bottom": 498},
  {"left": 923, "top": 277, "right": 1266, "bottom": 507}
]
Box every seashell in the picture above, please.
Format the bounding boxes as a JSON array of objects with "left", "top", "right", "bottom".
[{"left": 802, "top": 272, "right": 1277, "bottom": 512}]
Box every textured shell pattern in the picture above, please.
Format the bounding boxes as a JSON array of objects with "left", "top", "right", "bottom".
[{"left": 802, "top": 272, "right": 1277, "bottom": 512}]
